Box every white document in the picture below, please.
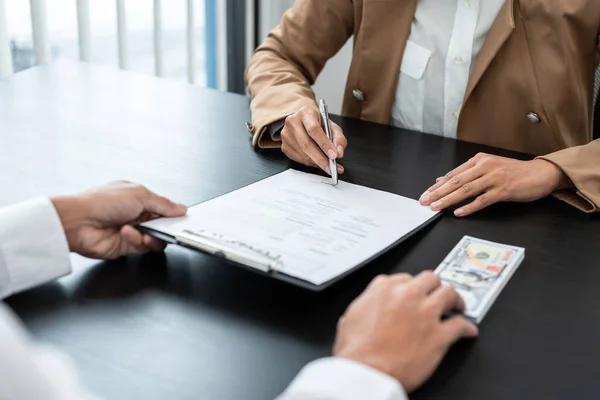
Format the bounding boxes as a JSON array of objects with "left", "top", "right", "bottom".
[{"left": 142, "top": 169, "right": 439, "bottom": 286}]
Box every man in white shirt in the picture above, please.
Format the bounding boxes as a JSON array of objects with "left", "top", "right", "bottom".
[{"left": 0, "top": 181, "right": 477, "bottom": 399}]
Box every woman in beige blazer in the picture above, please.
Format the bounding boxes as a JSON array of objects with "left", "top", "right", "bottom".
[{"left": 245, "top": 0, "right": 600, "bottom": 216}]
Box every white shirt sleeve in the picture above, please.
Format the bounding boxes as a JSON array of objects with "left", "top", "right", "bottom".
[
  {"left": 0, "top": 197, "right": 72, "bottom": 300},
  {"left": 0, "top": 304, "right": 100, "bottom": 400},
  {"left": 0, "top": 198, "right": 100, "bottom": 399},
  {"left": 268, "top": 119, "right": 285, "bottom": 141},
  {"left": 277, "top": 357, "right": 408, "bottom": 400}
]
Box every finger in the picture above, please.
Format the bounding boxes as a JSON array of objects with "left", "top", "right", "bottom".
[
  {"left": 281, "top": 121, "right": 303, "bottom": 156},
  {"left": 120, "top": 225, "right": 166, "bottom": 253},
  {"left": 331, "top": 122, "right": 348, "bottom": 158},
  {"left": 429, "top": 159, "right": 477, "bottom": 192},
  {"left": 281, "top": 129, "right": 317, "bottom": 167},
  {"left": 440, "top": 316, "right": 479, "bottom": 346},
  {"left": 283, "top": 138, "right": 316, "bottom": 167},
  {"left": 388, "top": 273, "right": 413, "bottom": 285},
  {"left": 337, "top": 163, "right": 345, "bottom": 175},
  {"left": 420, "top": 159, "right": 477, "bottom": 205},
  {"left": 285, "top": 115, "right": 329, "bottom": 168},
  {"left": 426, "top": 166, "right": 485, "bottom": 208},
  {"left": 287, "top": 117, "right": 332, "bottom": 174},
  {"left": 427, "top": 285, "right": 466, "bottom": 316},
  {"left": 362, "top": 274, "right": 393, "bottom": 296},
  {"left": 121, "top": 225, "right": 144, "bottom": 246},
  {"left": 410, "top": 271, "right": 442, "bottom": 295},
  {"left": 301, "top": 112, "right": 338, "bottom": 160},
  {"left": 454, "top": 189, "right": 502, "bottom": 217},
  {"left": 120, "top": 225, "right": 150, "bottom": 255},
  {"left": 129, "top": 211, "right": 161, "bottom": 226},
  {"left": 300, "top": 135, "right": 335, "bottom": 175},
  {"left": 429, "top": 176, "right": 491, "bottom": 212},
  {"left": 143, "top": 234, "right": 167, "bottom": 252},
  {"left": 366, "top": 274, "right": 390, "bottom": 289},
  {"left": 348, "top": 274, "right": 391, "bottom": 309},
  {"left": 140, "top": 189, "right": 187, "bottom": 218}
]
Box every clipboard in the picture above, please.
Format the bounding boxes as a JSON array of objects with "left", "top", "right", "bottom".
[
  {"left": 139, "top": 169, "right": 442, "bottom": 291},
  {"left": 139, "top": 212, "right": 441, "bottom": 291}
]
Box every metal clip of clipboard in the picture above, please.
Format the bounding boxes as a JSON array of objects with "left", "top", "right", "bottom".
[{"left": 175, "top": 230, "right": 279, "bottom": 273}]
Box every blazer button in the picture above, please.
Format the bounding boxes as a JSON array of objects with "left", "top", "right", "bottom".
[
  {"left": 353, "top": 89, "right": 365, "bottom": 102},
  {"left": 245, "top": 122, "right": 255, "bottom": 133},
  {"left": 526, "top": 112, "right": 541, "bottom": 124}
]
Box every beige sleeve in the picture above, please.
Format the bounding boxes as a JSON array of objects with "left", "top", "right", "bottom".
[
  {"left": 534, "top": 29, "right": 600, "bottom": 212},
  {"left": 244, "top": 0, "right": 354, "bottom": 148},
  {"left": 538, "top": 140, "right": 600, "bottom": 212}
]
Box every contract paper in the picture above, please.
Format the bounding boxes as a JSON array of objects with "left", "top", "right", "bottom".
[{"left": 142, "top": 169, "right": 439, "bottom": 286}]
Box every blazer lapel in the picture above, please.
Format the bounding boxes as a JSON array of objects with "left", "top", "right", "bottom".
[
  {"left": 463, "top": 0, "right": 516, "bottom": 106},
  {"left": 358, "top": 0, "right": 418, "bottom": 124}
]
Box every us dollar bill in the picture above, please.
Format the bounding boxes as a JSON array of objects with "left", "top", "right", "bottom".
[{"left": 434, "top": 236, "right": 525, "bottom": 324}]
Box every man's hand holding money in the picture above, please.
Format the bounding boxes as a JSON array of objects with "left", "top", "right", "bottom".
[{"left": 334, "top": 271, "right": 479, "bottom": 393}]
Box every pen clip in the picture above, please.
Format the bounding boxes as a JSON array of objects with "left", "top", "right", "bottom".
[{"left": 319, "top": 100, "right": 332, "bottom": 141}]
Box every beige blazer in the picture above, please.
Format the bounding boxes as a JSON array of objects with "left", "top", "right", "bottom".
[{"left": 245, "top": 0, "right": 600, "bottom": 212}]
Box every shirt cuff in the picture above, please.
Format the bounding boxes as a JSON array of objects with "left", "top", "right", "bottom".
[
  {"left": 0, "top": 197, "right": 72, "bottom": 299},
  {"left": 268, "top": 120, "right": 285, "bottom": 141},
  {"left": 279, "top": 357, "right": 407, "bottom": 400}
]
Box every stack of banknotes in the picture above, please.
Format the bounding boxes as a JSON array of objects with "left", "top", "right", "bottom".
[{"left": 434, "top": 236, "right": 525, "bottom": 324}]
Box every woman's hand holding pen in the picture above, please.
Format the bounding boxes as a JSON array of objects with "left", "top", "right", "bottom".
[{"left": 281, "top": 106, "right": 347, "bottom": 176}]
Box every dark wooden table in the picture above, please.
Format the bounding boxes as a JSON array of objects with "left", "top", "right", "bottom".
[{"left": 2, "top": 62, "right": 600, "bottom": 400}]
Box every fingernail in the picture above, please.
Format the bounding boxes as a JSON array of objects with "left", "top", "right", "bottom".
[
  {"left": 455, "top": 208, "right": 464, "bottom": 217},
  {"left": 419, "top": 191, "right": 431, "bottom": 204},
  {"left": 337, "top": 145, "right": 344, "bottom": 158},
  {"left": 327, "top": 149, "right": 337, "bottom": 160},
  {"left": 177, "top": 203, "right": 188, "bottom": 212},
  {"left": 431, "top": 200, "right": 442, "bottom": 211},
  {"left": 337, "top": 165, "right": 344, "bottom": 174}
]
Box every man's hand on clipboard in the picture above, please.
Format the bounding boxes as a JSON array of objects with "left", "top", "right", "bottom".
[{"left": 51, "top": 181, "right": 187, "bottom": 260}]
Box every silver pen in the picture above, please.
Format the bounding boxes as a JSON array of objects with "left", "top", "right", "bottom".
[{"left": 318, "top": 99, "right": 338, "bottom": 186}]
